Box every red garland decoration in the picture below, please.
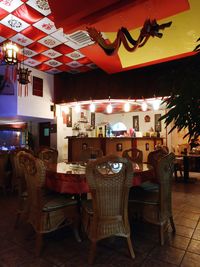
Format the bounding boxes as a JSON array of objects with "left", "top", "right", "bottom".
[{"left": 87, "top": 19, "right": 172, "bottom": 56}]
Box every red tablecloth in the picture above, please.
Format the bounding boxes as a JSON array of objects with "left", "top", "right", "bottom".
[{"left": 45, "top": 168, "right": 155, "bottom": 194}]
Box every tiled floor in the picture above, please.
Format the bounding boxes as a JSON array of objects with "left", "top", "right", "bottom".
[{"left": 1, "top": 173, "right": 200, "bottom": 267}]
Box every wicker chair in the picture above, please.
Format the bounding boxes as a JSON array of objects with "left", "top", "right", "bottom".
[
  {"left": 79, "top": 147, "right": 103, "bottom": 162},
  {"left": 13, "top": 150, "right": 33, "bottom": 226},
  {"left": 129, "top": 152, "right": 176, "bottom": 245},
  {"left": 38, "top": 147, "right": 58, "bottom": 164},
  {"left": 20, "top": 152, "right": 80, "bottom": 256},
  {"left": 122, "top": 148, "right": 143, "bottom": 164},
  {"left": 82, "top": 155, "right": 135, "bottom": 264}
]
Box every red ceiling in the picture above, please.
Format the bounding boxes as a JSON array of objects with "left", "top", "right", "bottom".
[{"left": 0, "top": 0, "right": 198, "bottom": 75}]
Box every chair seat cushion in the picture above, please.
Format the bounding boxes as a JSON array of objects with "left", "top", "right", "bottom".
[
  {"left": 140, "top": 181, "right": 159, "bottom": 192},
  {"left": 129, "top": 188, "right": 159, "bottom": 205},
  {"left": 43, "top": 195, "right": 77, "bottom": 212}
]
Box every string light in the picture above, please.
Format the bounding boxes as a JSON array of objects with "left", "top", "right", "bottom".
[
  {"left": 152, "top": 99, "right": 160, "bottom": 111},
  {"left": 124, "top": 102, "right": 130, "bottom": 112},
  {"left": 141, "top": 101, "right": 148, "bottom": 111},
  {"left": 90, "top": 102, "right": 95, "bottom": 113},
  {"left": 75, "top": 103, "right": 81, "bottom": 113},
  {"left": 106, "top": 103, "right": 112, "bottom": 114}
]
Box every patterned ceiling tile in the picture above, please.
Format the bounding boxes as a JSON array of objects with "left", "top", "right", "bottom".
[
  {"left": 28, "top": 42, "right": 48, "bottom": 53},
  {"left": 23, "top": 58, "right": 40, "bottom": 66},
  {"left": 77, "top": 57, "right": 92, "bottom": 65},
  {"left": 46, "top": 68, "right": 62, "bottom": 74},
  {"left": 0, "top": 36, "right": 6, "bottom": 43},
  {"left": 55, "top": 55, "right": 72, "bottom": 64},
  {"left": 38, "top": 35, "right": 61, "bottom": 48},
  {"left": 87, "top": 63, "right": 98, "bottom": 69},
  {"left": 65, "top": 50, "right": 85, "bottom": 60},
  {"left": 26, "top": 0, "right": 51, "bottom": 16},
  {"left": 36, "top": 63, "right": 51, "bottom": 71},
  {"left": 42, "top": 49, "right": 61, "bottom": 59},
  {"left": 67, "top": 69, "right": 80, "bottom": 74},
  {"left": 17, "top": 53, "right": 27, "bottom": 61},
  {"left": 22, "top": 47, "right": 38, "bottom": 57},
  {"left": 66, "top": 61, "right": 83, "bottom": 68},
  {"left": 0, "top": 0, "right": 23, "bottom": 13},
  {"left": 21, "top": 25, "right": 46, "bottom": 41},
  {"left": 0, "top": 24, "right": 16, "bottom": 38},
  {"left": 57, "top": 64, "right": 71, "bottom": 72},
  {"left": 10, "top": 32, "right": 33, "bottom": 46},
  {"left": 45, "top": 59, "right": 62, "bottom": 67},
  {"left": 50, "top": 28, "right": 69, "bottom": 43},
  {"left": 33, "top": 17, "right": 56, "bottom": 34},
  {"left": 77, "top": 66, "right": 92, "bottom": 73},
  {"left": 53, "top": 43, "right": 73, "bottom": 54},
  {"left": 1, "top": 14, "right": 29, "bottom": 32},
  {"left": 0, "top": 7, "right": 8, "bottom": 20},
  {"left": 32, "top": 53, "right": 49, "bottom": 62},
  {"left": 12, "top": 3, "right": 43, "bottom": 24}
]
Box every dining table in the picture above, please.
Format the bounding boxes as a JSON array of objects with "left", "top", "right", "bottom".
[
  {"left": 45, "top": 161, "right": 154, "bottom": 195},
  {"left": 175, "top": 153, "right": 200, "bottom": 183}
]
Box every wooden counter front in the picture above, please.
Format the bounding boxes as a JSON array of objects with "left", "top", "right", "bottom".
[{"left": 67, "top": 137, "right": 164, "bottom": 162}]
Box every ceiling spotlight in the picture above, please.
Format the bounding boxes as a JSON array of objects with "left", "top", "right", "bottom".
[
  {"left": 152, "top": 99, "right": 160, "bottom": 111},
  {"left": 124, "top": 102, "right": 130, "bottom": 112},
  {"left": 62, "top": 105, "right": 70, "bottom": 114},
  {"left": 75, "top": 103, "right": 81, "bottom": 113},
  {"left": 141, "top": 101, "right": 148, "bottom": 111},
  {"left": 106, "top": 103, "right": 112, "bottom": 114},
  {"left": 90, "top": 102, "right": 95, "bottom": 113}
]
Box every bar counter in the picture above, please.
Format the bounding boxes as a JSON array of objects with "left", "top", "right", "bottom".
[{"left": 66, "top": 136, "right": 164, "bottom": 162}]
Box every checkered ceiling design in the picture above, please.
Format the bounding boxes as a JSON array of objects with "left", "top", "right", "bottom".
[{"left": 0, "top": 0, "right": 98, "bottom": 74}]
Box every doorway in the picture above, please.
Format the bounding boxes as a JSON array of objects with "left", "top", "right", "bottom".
[{"left": 39, "top": 122, "right": 51, "bottom": 147}]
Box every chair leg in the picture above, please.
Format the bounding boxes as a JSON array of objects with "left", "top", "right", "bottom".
[
  {"left": 88, "top": 241, "right": 96, "bottom": 265},
  {"left": 126, "top": 236, "right": 135, "bottom": 259},
  {"left": 159, "top": 224, "right": 165, "bottom": 245},
  {"left": 35, "top": 232, "right": 43, "bottom": 257},
  {"left": 169, "top": 216, "right": 176, "bottom": 233}
]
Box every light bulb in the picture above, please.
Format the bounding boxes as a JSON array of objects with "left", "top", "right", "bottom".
[
  {"left": 62, "top": 106, "right": 70, "bottom": 114},
  {"left": 152, "top": 99, "right": 160, "bottom": 111},
  {"left": 141, "top": 101, "right": 147, "bottom": 111},
  {"left": 124, "top": 102, "right": 130, "bottom": 112},
  {"left": 106, "top": 103, "right": 112, "bottom": 114},
  {"left": 90, "top": 102, "right": 95, "bottom": 113},
  {"left": 75, "top": 103, "right": 81, "bottom": 113}
]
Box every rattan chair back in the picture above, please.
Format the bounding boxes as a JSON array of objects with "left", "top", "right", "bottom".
[{"left": 122, "top": 148, "right": 143, "bottom": 163}]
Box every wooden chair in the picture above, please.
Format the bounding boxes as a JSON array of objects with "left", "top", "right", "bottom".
[
  {"left": 79, "top": 147, "right": 103, "bottom": 162},
  {"left": 20, "top": 152, "right": 80, "bottom": 256},
  {"left": 82, "top": 155, "right": 135, "bottom": 264},
  {"left": 129, "top": 153, "right": 176, "bottom": 245},
  {"left": 122, "top": 148, "right": 143, "bottom": 164},
  {"left": 38, "top": 147, "right": 58, "bottom": 164}
]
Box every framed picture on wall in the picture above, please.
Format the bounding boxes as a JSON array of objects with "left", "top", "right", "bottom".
[
  {"left": 32, "top": 76, "right": 43, "bottom": 97},
  {"left": 66, "top": 108, "right": 72, "bottom": 127},
  {"left": 133, "top": 115, "right": 139, "bottom": 131},
  {"left": 91, "top": 112, "right": 95, "bottom": 129},
  {"left": 155, "top": 114, "right": 162, "bottom": 132}
]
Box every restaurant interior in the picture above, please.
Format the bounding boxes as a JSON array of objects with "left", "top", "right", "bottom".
[{"left": 0, "top": 0, "right": 200, "bottom": 266}]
